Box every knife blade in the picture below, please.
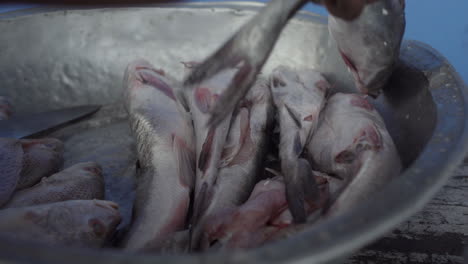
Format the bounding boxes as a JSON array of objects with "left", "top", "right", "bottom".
[{"left": 0, "top": 105, "right": 101, "bottom": 139}]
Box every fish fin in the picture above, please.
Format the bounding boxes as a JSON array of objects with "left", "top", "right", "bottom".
[
  {"left": 198, "top": 128, "right": 216, "bottom": 174},
  {"left": 194, "top": 87, "right": 213, "bottom": 113},
  {"left": 220, "top": 108, "right": 251, "bottom": 167},
  {"left": 219, "top": 144, "right": 237, "bottom": 168},
  {"left": 175, "top": 88, "right": 191, "bottom": 113},
  {"left": 173, "top": 134, "right": 196, "bottom": 188},
  {"left": 285, "top": 159, "right": 318, "bottom": 224},
  {"left": 293, "top": 131, "right": 303, "bottom": 157},
  {"left": 219, "top": 112, "right": 243, "bottom": 167},
  {"left": 138, "top": 69, "right": 176, "bottom": 100},
  {"left": 284, "top": 103, "right": 302, "bottom": 129},
  {"left": 189, "top": 182, "right": 209, "bottom": 251},
  {"left": 237, "top": 108, "right": 250, "bottom": 146}
]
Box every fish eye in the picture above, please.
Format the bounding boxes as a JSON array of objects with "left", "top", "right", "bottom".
[
  {"left": 88, "top": 218, "right": 106, "bottom": 237},
  {"left": 335, "top": 150, "right": 356, "bottom": 164}
]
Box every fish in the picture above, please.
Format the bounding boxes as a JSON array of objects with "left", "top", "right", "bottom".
[
  {"left": 201, "top": 163, "right": 330, "bottom": 250},
  {"left": 190, "top": 77, "right": 274, "bottom": 250},
  {"left": 0, "top": 138, "right": 23, "bottom": 206},
  {"left": 4, "top": 162, "right": 104, "bottom": 209},
  {"left": 16, "top": 138, "right": 64, "bottom": 190},
  {"left": 270, "top": 66, "right": 330, "bottom": 223},
  {"left": 181, "top": 62, "right": 237, "bottom": 235},
  {"left": 121, "top": 59, "right": 196, "bottom": 252},
  {"left": 0, "top": 200, "right": 121, "bottom": 248},
  {"left": 306, "top": 93, "right": 402, "bottom": 216},
  {"left": 0, "top": 137, "right": 64, "bottom": 206},
  {"left": 0, "top": 96, "right": 13, "bottom": 120},
  {"left": 328, "top": 0, "right": 406, "bottom": 97}
]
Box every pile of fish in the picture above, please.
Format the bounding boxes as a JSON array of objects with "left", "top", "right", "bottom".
[
  {"left": 117, "top": 56, "right": 402, "bottom": 252},
  {"left": 0, "top": 136, "right": 120, "bottom": 248},
  {"left": 0, "top": 0, "right": 405, "bottom": 254},
  {"left": 0, "top": 58, "right": 402, "bottom": 252}
]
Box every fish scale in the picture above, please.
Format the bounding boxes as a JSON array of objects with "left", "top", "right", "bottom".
[{"left": 121, "top": 59, "right": 195, "bottom": 252}]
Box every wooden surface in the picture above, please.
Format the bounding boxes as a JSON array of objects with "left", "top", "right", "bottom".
[{"left": 346, "top": 157, "right": 468, "bottom": 264}]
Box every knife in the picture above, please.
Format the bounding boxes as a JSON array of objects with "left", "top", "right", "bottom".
[{"left": 0, "top": 105, "right": 101, "bottom": 139}]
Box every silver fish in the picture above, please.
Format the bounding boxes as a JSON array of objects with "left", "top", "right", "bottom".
[
  {"left": 191, "top": 77, "right": 274, "bottom": 250},
  {"left": 121, "top": 59, "right": 195, "bottom": 252},
  {"left": 0, "top": 138, "right": 23, "bottom": 206},
  {"left": 307, "top": 93, "right": 402, "bottom": 216},
  {"left": 4, "top": 162, "right": 104, "bottom": 209},
  {"left": 181, "top": 63, "right": 237, "bottom": 235},
  {"left": 270, "top": 66, "right": 330, "bottom": 223},
  {"left": 328, "top": 0, "right": 406, "bottom": 97},
  {"left": 0, "top": 96, "right": 12, "bottom": 120},
  {"left": 16, "top": 138, "right": 64, "bottom": 190},
  {"left": 0, "top": 137, "right": 63, "bottom": 206},
  {"left": 0, "top": 200, "right": 121, "bottom": 248}
]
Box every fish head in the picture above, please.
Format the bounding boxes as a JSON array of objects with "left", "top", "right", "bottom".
[
  {"left": 125, "top": 59, "right": 191, "bottom": 117},
  {"left": 329, "top": 0, "right": 405, "bottom": 97},
  {"left": 16, "top": 138, "right": 65, "bottom": 189},
  {"left": 44, "top": 200, "right": 121, "bottom": 245},
  {"left": 331, "top": 94, "right": 385, "bottom": 175},
  {"left": 310, "top": 93, "right": 384, "bottom": 177},
  {"left": 271, "top": 66, "right": 330, "bottom": 155},
  {"left": 81, "top": 201, "right": 121, "bottom": 241}
]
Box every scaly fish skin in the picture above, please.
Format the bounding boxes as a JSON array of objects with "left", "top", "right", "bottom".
[
  {"left": 0, "top": 200, "right": 121, "bottom": 248},
  {"left": 122, "top": 59, "right": 195, "bottom": 252},
  {"left": 4, "top": 162, "right": 104, "bottom": 208}
]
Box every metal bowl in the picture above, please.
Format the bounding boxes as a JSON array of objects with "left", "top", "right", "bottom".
[{"left": 0, "top": 2, "right": 467, "bottom": 264}]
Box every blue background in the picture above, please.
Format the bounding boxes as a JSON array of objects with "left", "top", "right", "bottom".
[{"left": 1, "top": 1, "right": 467, "bottom": 84}]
